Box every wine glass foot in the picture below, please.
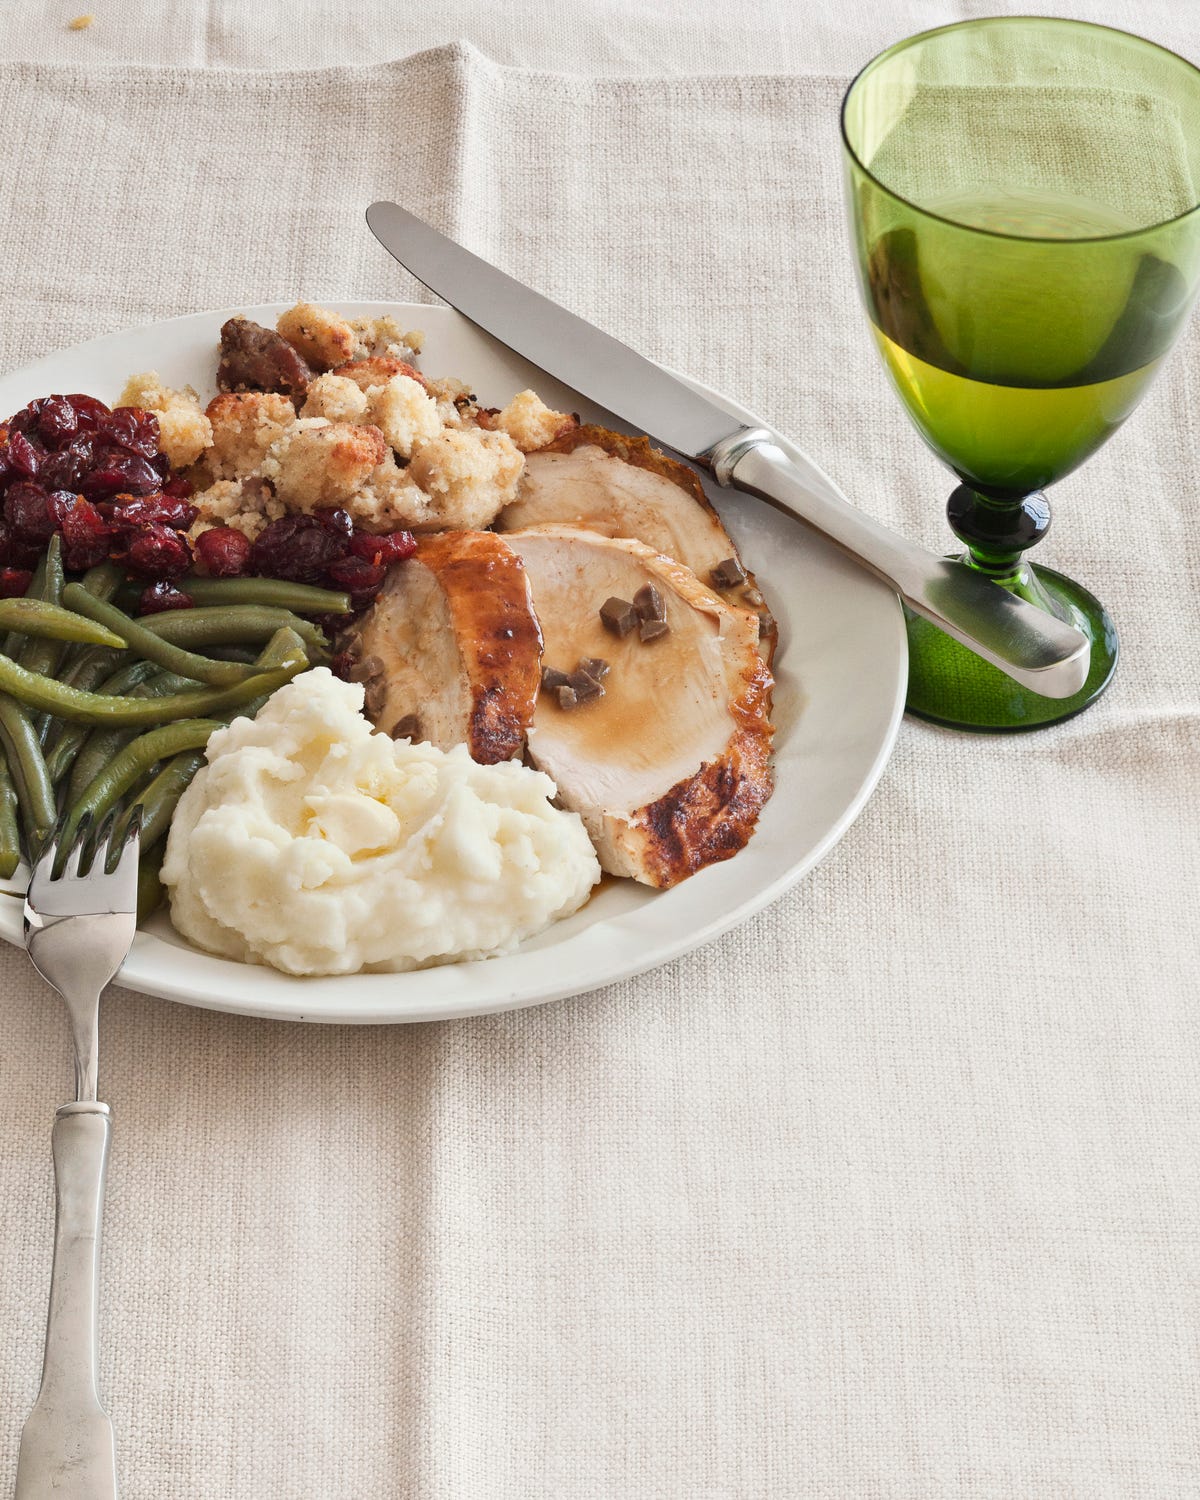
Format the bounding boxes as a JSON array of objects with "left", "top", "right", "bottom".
[{"left": 904, "top": 564, "right": 1118, "bottom": 732}]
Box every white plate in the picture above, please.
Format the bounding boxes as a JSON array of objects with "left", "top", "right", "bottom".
[{"left": 0, "top": 303, "right": 905, "bottom": 1022}]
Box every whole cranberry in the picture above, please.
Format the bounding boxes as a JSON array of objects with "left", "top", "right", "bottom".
[
  {"left": 0, "top": 566, "right": 32, "bottom": 598},
  {"left": 138, "top": 581, "right": 194, "bottom": 615},
  {"left": 163, "top": 474, "right": 194, "bottom": 500},
  {"left": 250, "top": 514, "right": 347, "bottom": 583},
  {"left": 150, "top": 452, "right": 172, "bottom": 482},
  {"left": 194, "top": 525, "right": 251, "bottom": 578},
  {"left": 59, "top": 497, "right": 113, "bottom": 571},
  {"left": 5, "top": 481, "right": 55, "bottom": 544},
  {"left": 8, "top": 430, "right": 44, "bottom": 479},
  {"left": 330, "top": 651, "right": 355, "bottom": 681},
  {"left": 122, "top": 524, "right": 192, "bottom": 581},
  {"left": 39, "top": 443, "right": 90, "bottom": 492},
  {"left": 6, "top": 404, "right": 37, "bottom": 435},
  {"left": 108, "top": 494, "right": 198, "bottom": 532},
  {"left": 6, "top": 536, "right": 45, "bottom": 570},
  {"left": 325, "top": 554, "right": 387, "bottom": 610},
  {"left": 35, "top": 395, "right": 80, "bottom": 448},
  {"left": 46, "top": 489, "right": 82, "bottom": 529},
  {"left": 348, "top": 529, "right": 417, "bottom": 566},
  {"left": 63, "top": 395, "right": 111, "bottom": 432},
  {"left": 317, "top": 508, "right": 354, "bottom": 547},
  {"left": 81, "top": 448, "right": 160, "bottom": 499},
  {"left": 100, "top": 407, "right": 160, "bottom": 460}
]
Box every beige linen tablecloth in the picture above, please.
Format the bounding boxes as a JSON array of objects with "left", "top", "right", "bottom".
[{"left": 0, "top": 14, "right": 1197, "bottom": 1500}]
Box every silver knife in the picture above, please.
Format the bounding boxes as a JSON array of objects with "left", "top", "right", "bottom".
[{"left": 365, "top": 202, "right": 1090, "bottom": 698}]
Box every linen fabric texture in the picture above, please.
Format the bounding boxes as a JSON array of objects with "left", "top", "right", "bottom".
[{"left": 0, "top": 25, "right": 1196, "bottom": 1500}]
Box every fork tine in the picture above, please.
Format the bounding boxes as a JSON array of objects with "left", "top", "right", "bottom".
[
  {"left": 92, "top": 808, "right": 119, "bottom": 872},
  {"left": 29, "top": 808, "right": 70, "bottom": 888},
  {"left": 62, "top": 810, "right": 95, "bottom": 880},
  {"left": 119, "top": 805, "right": 142, "bottom": 858}
]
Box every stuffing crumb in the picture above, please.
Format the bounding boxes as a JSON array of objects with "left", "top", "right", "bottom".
[
  {"left": 493, "top": 390, "right": 575, "bottom": 452},
  {"left": 301, "top": 374, "right": 369, "bottom": 425},
  {"left": 407, "top": 428, "right": 524, "bottom": 531},
  {"left": 206, "top": 391, "right": 295, "bottom": 479},
  {"left": 67, "top": 14, "right": 94, "bottom": 29},
  {"left": 118, "top": 371, "right": 212, "bottom": 469},
  {"left": 365, "top": 375, "right": 443, "bottom": 458},
  {"left": 347, "top": 315, "right": 424, "bottom": 359},
  {"left": 350, "top": 460, "right": 438, "bottom": 533},
  {"left": 277, "top": 303, "right": 425, "bottom": 373},
  {"left": 276, "top": 303, "right": 356, "bottom": 372},
  {"left": 335, "top": 356, "right": 428, "bottom": 393},
  {"left": 262, "top": 418, "right": 388, "bottom": 511},
  {"left": 304, "top": 373, "right": 441, "bottom": 460},
  {"left": 424, "top": 375, "right": 475, "bottom": 428},
  {"left": 190, "top": 478, "right": 287, "bottom": 543}
]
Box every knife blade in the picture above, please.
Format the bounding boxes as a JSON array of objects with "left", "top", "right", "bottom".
[{"left": 365, "top": 201, "right": 1090, "bottom": 698}]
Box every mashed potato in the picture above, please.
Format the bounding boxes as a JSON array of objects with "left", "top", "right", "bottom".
[{"left": 161, "top": 669, "right": 600, "bottom": 975}]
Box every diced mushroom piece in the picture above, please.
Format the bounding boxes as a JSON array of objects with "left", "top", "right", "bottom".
[
  {"left": 495, "top": 424, "right": 775, "bottom": 657},
  {"left": 346, "top": 531, "right": 542, "bottom": 764},
  {"left": 711, "top": 557, "right": 746, "bottom": 590},
  {"left": 599, "top": 596, "right": 637, "bottom": 637},
  {"left": 217, "top": 317, "right": 314, "bottom": 399},
  {"left": 502, "top": 525, "right": 773, "bottom": 888}
]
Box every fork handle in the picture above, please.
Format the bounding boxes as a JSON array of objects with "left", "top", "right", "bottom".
[{"left": 15, "top": 1102, "right": 118, "bottom": 1500}]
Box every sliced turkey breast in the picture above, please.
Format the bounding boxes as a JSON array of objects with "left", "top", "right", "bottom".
[
  {"left": 503, "top": 525, "right": 773, "bottom": 888},
  {"left": 348, "top": 531, "right": 542, "bottom": 764},
  {"left": 496, "top": 425, "right": 776, "bottom": 654}
]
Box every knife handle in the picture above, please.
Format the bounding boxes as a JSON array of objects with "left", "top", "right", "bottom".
[{"left": 711, "top": 430, "right": 1089, "bottom": 699}]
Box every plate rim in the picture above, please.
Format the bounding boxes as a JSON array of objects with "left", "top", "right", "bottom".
[{"left": 0, "top": 301, "right": 907, "bottom": 1022}]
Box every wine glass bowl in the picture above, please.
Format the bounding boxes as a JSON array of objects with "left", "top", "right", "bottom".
[{"left": 841, "top": 18, "right": 1200, "bottom": 729}]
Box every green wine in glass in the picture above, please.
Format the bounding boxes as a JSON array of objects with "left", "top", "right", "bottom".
[{"left": 842, "top": 17, "right": 1200, "bottom": 730}]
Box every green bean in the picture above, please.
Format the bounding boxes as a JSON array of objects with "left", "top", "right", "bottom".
[
  {"left": 179, "top": 576, "right": 351, "bottom": 614},
  {"left": 136, "top": 844, "right": 166, "bottom": 921},
  {"left": 128, "top": 749, "right": 207, "bottom": 851},
  {"left": 19, "top": 536, "right": 67, "bottom": 675},
  {"left": 79, "top": 561, "right": 126, "bottom": 603},
  {"left": 2, "top": 548, "right": 50, "bottom": 660},
  {"left": 0, "top": 695, "right": 56, "bottom": 850},
  {"left": 142, "top": 606, "right": 330, "bottom": 660},
  {"left": 255, "top": 626, "right": 309, "bottom": 672},
  {"left": 0, "top": 599, "right": 126, "bottom": 649},
  {"left": 46, "top": 660, "right": 163, "bottom": 787},
  {"left": 23, "top": 541, "right": 66, "bottom": 742},
  {"left": 65, "top": 727, "right": 134, "bottom": 808},
  {"left": 64, "top": 719, "right": 222, "bottom": 847},
  {"left": 58, "top": 558, "right": 129, "bottom": 685},
  {"left": 59, "top": 645, "right": 130, "bottom": 693},
  {"left": 199, "top": 645, "right": 259, "bottom": 665},
  {"left": 0, "top": 749, "right": 21, "bottom": 878},
  {"left": 0, "top": 653, "right": 301, "bottom": 724},
  {"left": 64, "top": 668, "right": 207, "bottom": 803},
  {"left": 210, "top": 630, "right": 310, "bottom": 725},
  {"left": 61, "top": 585, "right": 259, "bottom": 687}
]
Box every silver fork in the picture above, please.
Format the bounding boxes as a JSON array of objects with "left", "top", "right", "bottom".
[{"left": 15, "top": 811, "right": 140, "bottom": 1500}]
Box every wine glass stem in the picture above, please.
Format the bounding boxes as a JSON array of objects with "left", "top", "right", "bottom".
[{"left": 947, "top": 484, "right": 1052, "bottom": 589}]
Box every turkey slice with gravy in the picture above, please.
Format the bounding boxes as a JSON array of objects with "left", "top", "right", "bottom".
[
  {"left": 349, "top": 530, "right": 542, "bottom": 763},
  {"left": 503, "top": 525, "right": 773, "bottom": 888},
  {"left": 496, "top": 425, "right": 776, "bottom": 653}
]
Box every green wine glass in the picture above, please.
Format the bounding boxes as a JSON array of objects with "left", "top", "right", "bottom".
[{"left": 841, "top": 17, "right": 1200, "bottom": 730}]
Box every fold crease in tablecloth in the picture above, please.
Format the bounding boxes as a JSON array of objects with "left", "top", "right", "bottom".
[{"left": 0, "top": 38, "right": 1197, "bottom": 1500}]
